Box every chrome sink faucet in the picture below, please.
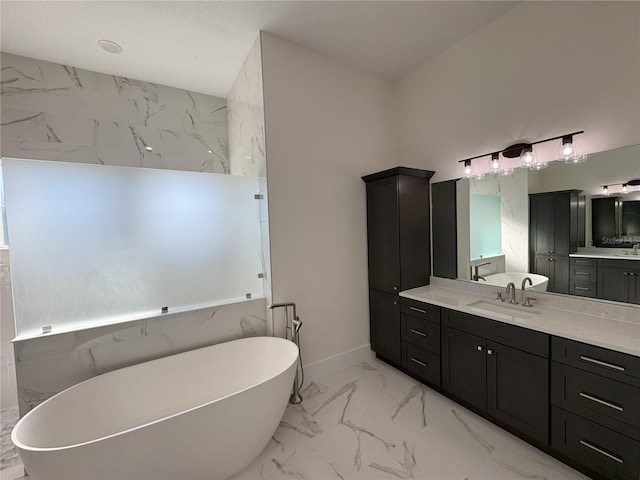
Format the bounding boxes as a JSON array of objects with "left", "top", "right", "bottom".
[
  {"left": 505, "top": 282, "right": 518, "bottom": 304},
  {"left": 521, "top": 277, "right": 533, "bottom": 291}
]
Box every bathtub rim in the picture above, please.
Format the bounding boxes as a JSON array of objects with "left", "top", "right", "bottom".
[{"left": 12, "top": 336, "right": 298, "bottom": 453}]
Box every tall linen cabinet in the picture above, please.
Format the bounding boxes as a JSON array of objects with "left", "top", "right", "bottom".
[{"left": 362, "top": 167, "right": 435, "bottom": 365}]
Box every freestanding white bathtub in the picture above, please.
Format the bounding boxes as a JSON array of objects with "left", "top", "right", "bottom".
[{"left": 12, "top": 336, "right": 298, "bottom": 480}]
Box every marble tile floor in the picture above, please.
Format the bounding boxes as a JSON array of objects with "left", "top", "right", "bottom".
[
  {"left": 1, "top": 357, "right": 591, "bottom": 480},
  {"left": 232, "top": 358, "right": 590, "bottom": 480}
]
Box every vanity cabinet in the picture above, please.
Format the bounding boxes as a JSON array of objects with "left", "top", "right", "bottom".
[
  {"left": 530, "top": 190, "right": 581, "bottom": 294},
  {"left": 551, "top": 337, "right": 640, "bottom": 480},
  {"left": 441, "top": 308, "right": 550, "bottom": 445},
  {"left": 596, "top": 259, "right": 640, "bottom": 305},
  {"left": 362, "top": 167, "right": 435, "bottom": 364}
]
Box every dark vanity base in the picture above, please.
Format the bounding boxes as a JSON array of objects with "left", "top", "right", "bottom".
[{"left": 376, "top": 352, "right": 635, "bottom": 480}]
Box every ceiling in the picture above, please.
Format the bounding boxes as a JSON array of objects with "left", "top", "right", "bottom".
[{"left": 0, "top": 1, "right": 517, "bottom": 98}]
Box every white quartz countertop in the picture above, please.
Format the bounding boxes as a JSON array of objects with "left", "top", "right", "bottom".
[
  {"left": 401, "top": 285, "right": 640, "bottom": 357},
  {"left": 570, "top": 252, "right": 640, "bottom": 261}
]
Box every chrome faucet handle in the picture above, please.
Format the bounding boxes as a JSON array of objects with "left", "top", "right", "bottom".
[
  {"left": 496, "top": 292, "right": 505, "bottom": 302},
  {"left": 505, "top": 282, "right": 518, "bottom": 304},
  {"left": 523, "top": 297, "right": 536, "bottom": 308}
]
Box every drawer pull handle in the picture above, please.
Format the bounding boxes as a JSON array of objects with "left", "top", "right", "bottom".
[
  {"left": 579, "top": 392, "right": 624, "bottom": 412},
  {"left": 409, "top": 328, "right": 427, "bottom": 337},
  {"left": 410, "top": 357, "right": 427, "bottom": 367},
  {"left": 575, "top": 272, "right": 591, "bottom": 276},
  {"left": 574, "top": 286, "right": 591, "bottom": 291},
  {"left": 409, "top": 306, "right": 427, "bottom": 314},
  {"left": 579, "top": 440, "right": 624, "bottom": 464},
  {"left": 579, "top": 355, "right": 625, "bottom": 372}
]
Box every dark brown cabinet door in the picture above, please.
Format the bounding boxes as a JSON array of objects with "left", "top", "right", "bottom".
[
  {"left": 531, "top": 195, "right": 555, "bottom": 255},
  {"left": 369, "top": 289, "right": 401, "bottom": 365},
  {"left": 366, "top": 177, "right": 400, "bottom": 293},
  {"left": 534, "top": 255, "right": 569, "bottom": 294},
  {"left": 629, "top": 271, "right": 640, "bottom": 305},
  {"left": 487, "top": 341, "right": 549, "bottom": 445},
  {"left": 597, "top": 267, "right": 629, "bottom": 303},
  {"left": 442, "top": 326, "right": 487, "bottom": 411}
]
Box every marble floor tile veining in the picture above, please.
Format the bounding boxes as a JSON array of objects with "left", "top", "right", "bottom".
[
  {"left": 2, "top": 358, "right": 591, "bottom": 480},
  {"left": 232, "top": 358, "right": 590, "bottom": 480}
]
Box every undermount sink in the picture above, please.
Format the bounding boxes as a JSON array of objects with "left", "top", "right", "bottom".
[{"left": 466, "top": 299, "right": 542, "bottom": 319}]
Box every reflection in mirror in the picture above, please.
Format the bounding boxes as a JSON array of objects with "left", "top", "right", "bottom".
[{"left": 455, "top": 144, "right": 640, "bottom": 304}]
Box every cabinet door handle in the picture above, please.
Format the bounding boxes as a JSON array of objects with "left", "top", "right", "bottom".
[
  {"left": 393, "top": 301, "right": 398, "bottom": 305},
  {"left": 410, "top": 357, "right": 427, "bottom": 367},
  {"left": 393, "top": 286, "right": 399, "bottom": 291},
  {"left": 579, "top": 355, "right": 625, "bottom": 372},
  {"left": 409, "top": 328, "right": 427, "bottom": 337},
  {"left": 409, "top": 306, "right": 427, "bottom": 314},
  {"left": 477, "top": 345, "right": 483, "bottom": 351},
  {"left": 579, "top": 440, "right": 624, "bottom": 464},
  {"left": 579, "top": 392, "right": 624, "bottom": 412},
  {"left": 487, "top": 349, "right": 493, "bottom": 355}
]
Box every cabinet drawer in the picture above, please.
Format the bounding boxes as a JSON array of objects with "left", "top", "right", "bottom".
[
  {"left": 443, "top": 309, "right": 549, "bottom": 358},
  {"left": 570, "top": 264, "right": 596, "bottom": 280},
  {"left": 401, "top": 313, "right": 440, "bottom": 354},
  {"left": 571, "top": 257, "right": 597, "bottom": 267},
  {"left": 569, "top": 280, "right": 597, "bottom": 297},
  {"left": 552, "top": 337, "right": 640, "bottom": 385},
  {"left": 401, "top": 342, "right": 440, "bottom": 387},
  {"left": 551, "top": 362, "right": 640, "bottom": 436},
  {"left": 400, "top": 298, "right": 440, "bottom": 324},
  {"left": 597, "top": 258, "right": 640, "bottom": 270},
  {"left": 552, "top": 407, "right": 640, "bottom": 480}
]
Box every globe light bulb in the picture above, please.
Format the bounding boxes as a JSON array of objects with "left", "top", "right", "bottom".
[
  {"left": 559, "top": 142, "right": 576, "bottom": 159},
  {"left": 621, "top": 184, "right": 628, "bottom": 194},
  {"left": 520, "top": 147, "right": 536, "bottom": 167},
  {"left": 489, "top": 153, "right": 502, "bottom": 173},
  {"left": 602, "top": 186, "right": 609, "bottom": 195},
  {"left": 463, "top": 161, "right": 473, "bottom": 178}
]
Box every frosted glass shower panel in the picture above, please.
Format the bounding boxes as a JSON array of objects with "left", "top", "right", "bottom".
[
  {"left": 470, "top": 193, "right": 502, "bottom": 260},
  {"left": 3, "top": 159, "right": 262, "bottom": 337}
]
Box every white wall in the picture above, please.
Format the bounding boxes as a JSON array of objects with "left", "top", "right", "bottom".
[
  {"left": 396, "top": 1, "right": 640, "bottom": 182},
  {"left": 260, "top": 33, "right": 396, "bottom": 365}
]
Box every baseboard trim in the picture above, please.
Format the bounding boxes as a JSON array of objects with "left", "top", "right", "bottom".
[{"left": 302, "top": 343, "right": 373, "bottom": 384}]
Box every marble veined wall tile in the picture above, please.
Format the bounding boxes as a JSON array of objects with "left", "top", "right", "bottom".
[
  {"left": 469, "top": 169, "right": 529, "bottom": 273},
  {"left": 228, "top": 37, "right": 266, "bottom": 179},
  {"left": 13, "top": 297, "right": 266, "bottom": 416},
  {"left": 1, "top": 52, "right": 229, "bottom": 173}
]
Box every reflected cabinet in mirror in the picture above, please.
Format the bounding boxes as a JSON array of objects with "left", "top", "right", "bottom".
[{"left": 432, "top": 144, "right": 640, "bottom": 305}]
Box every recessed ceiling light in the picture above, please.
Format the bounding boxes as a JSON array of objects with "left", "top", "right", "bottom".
[
  {"left": 97, "top": 39, "right": 123, "bottom": 54},
  {"left": 207, "top": 150, "right": 213, "bottom": 154},
  {"left": 144, "top": 146, "right": 153, "bottom": 152}
]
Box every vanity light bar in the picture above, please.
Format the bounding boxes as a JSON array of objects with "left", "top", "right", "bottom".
[{"left": 458, "top": 130, "right": 584, "bottom": 177}]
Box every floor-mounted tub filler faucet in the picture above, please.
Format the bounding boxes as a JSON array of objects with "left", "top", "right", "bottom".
[
  {"left": 505, "top": 282, "right": 518, "bottom": 304},
  {"left": 471, "top": 261, "right": 491, "bottom": 281},
  {"left": 268, "top": 302, "right": 303, "bottom": 404}
]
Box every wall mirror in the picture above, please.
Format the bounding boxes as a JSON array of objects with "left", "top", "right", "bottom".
[{"left": 433, "top": 143, "right": 640, "bottom": 306}]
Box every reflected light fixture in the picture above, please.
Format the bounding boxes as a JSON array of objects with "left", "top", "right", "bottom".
[
  {"left": 520, "top": 146, "right": 537, "bottom": 168},
  {"left": 622, "top": 184, "right": 629, "bottom": 194},
  {"left": 602, "top": 185, "right": 609, "bottom": 195},
  {"left": 489, "top": 152, "right": 502, "bottom": 173},
  {"left": 462, "top": 160, "right": 473, "bottom": 179}
]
